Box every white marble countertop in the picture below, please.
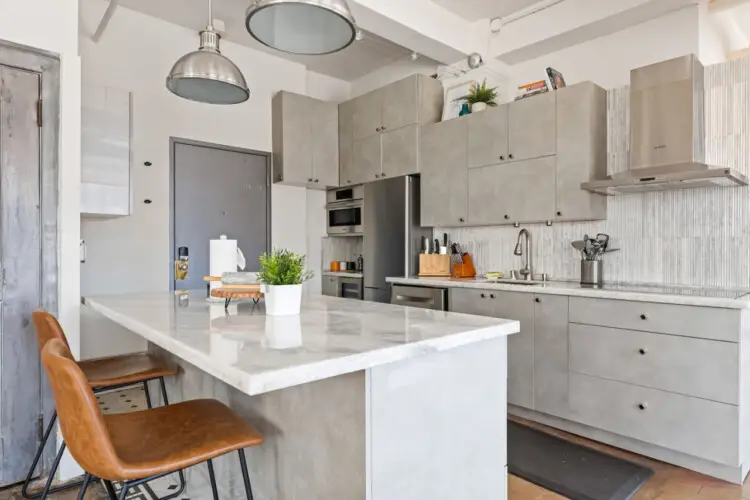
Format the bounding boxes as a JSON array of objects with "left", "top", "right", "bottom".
[
  {"left": 322, "top": 271, "right": 364, "bottom": 278},
  {"left": 85, "top": 291, "right": 518, "bottom": 396},
  {"left": 387, "top": 277, "right": 750, "bottom": 309}
]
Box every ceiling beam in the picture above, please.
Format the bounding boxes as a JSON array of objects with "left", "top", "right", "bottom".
[
  {"left": 490, "top": 0, "right": 700, "bottom": 65},
  {"left": 347, "top": 0, "right": 483, "bottom": 64},
  {"left": 709, "top": 0, "right": 750, "bottom": 13}
]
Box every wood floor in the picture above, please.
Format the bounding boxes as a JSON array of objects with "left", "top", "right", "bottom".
[{"left": 2, "top": 405, "right": 749, "bottom": 499}]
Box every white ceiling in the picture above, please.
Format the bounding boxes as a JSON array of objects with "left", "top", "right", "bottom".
[
  {"left": 430, "top": 0, "right": 548, "bottom": 21},
  {"left": 112, "top": 0, "right": 435, "bottom": 81}
]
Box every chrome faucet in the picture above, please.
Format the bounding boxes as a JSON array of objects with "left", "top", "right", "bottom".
[{"left": 513, "top": 229, "right": 533, "bottom": 281}]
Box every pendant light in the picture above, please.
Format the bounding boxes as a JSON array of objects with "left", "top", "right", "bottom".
[
  {"left": 166, "top": 0, "right": 250, "bottom": 105},
  {"left": 245, "top": 0, "right": 357, "bottom": 55}
]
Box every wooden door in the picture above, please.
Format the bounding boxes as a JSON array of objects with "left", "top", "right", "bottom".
[
  {"left": 381, "top": 125, "right": 418, "bottom": 178},
  {"left": 467, "top": 104, "right": 509, "bottom": 168},
  {"left": 419, "top": 118, "right": 468, "bottom": 227},
  {"left": 0, "top": 65, "right": 43, "bottom": 486},
  {"left": 352, "top": 135, "right": 382, "bottom": 184},
  {"left": 508, "top": 92, "right": 556, "bottom": 161}
]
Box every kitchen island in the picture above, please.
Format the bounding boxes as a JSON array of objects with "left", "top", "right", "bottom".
[{"left": 85, "top": 291, "right": 519, "bottom": 500}]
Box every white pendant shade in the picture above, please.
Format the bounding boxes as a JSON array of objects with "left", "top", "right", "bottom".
[{"left": 245, "top": 0, "right": 357, "bottom": 55}]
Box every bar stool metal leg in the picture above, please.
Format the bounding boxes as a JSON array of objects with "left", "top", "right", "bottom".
[
  {"left": 117, "top": 483, "right": 129, "bottom": 500},
  {"left": 143, "top": 381, "right": 153, "bottom": 409},
  {"left": 103, "top": 480, "right": 118, "bottom": 500},
  {"left": 39, "top": 443, "right": 67, "bottom": 499},
  {"left": 206, "top": 459, "right": 220, "bottom": 500},
  {"left": 238, "top": 449, "right": 255, "bottom": 500},
  {"left": 159, "top": 377, "right": 169, "bottom": 405},
  {"left": 76, "top": 473, "right": 91, "bottom": 500}
]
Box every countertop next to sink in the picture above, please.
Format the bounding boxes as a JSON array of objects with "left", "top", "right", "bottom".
[
  {"left": 386, "top": 276, "right": 750, "bottom": 309},
  {"left": 322, "top": 271, "right": 363, "bottom": 278}
]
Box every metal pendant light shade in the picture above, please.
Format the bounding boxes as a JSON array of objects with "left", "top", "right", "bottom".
[
  {"left": 166, "top": 0, "right": 250, "bottom": 104},
  {"left": 245, "top": 0, "right": 357, "bottom": 55}
]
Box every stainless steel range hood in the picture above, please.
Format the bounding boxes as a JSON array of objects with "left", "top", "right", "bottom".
[{"left": 582, "top": 54, "right": 748, "bottom": 195}]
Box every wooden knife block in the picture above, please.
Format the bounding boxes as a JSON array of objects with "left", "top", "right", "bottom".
[
  {"left": 452, "top": 254, "right": 477, "bottom": 278},
  {"left": 419, "top": 254, "right": 452, "bottom": 277}
]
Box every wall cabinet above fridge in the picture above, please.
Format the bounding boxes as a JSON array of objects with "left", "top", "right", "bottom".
[
  {"left": 420, "top": 82, "right": 608, "bottom": 227},
  {"left": 272, "top": 91, "right": 339, "bottom": 190},
  {"left": 81, "top": 83, "right": 132, "bottom": 217}
]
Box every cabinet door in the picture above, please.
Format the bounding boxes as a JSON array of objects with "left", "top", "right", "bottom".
[
  {"left": 352, "top": 134, "right": 382, "bottom": 184},
  {"left": 339, "top": 100, "right": 355, "bottom": 186},
  {"left": 382, "top": 124, "right": 418, "bottom": 178},
  {"left": 419, "top": 118, "right": 468, "bottom": 227},
  {"left": 467, "top": 104, "right": 508, "bottom": 168},
  {"left": 533, "top": 294, "right": 569, "bottom": 418},
  {"left": 382, "top": 76, "right": 418, "bottom": 132},
  {"left": 322, "top": 276, "right": 339, "bottom": 297},
  {"left": 508, "top": 92, "right": 556, "bottom": 161},
  {"left": 352, "top": 90, "right": 383, "bottom": 141},
  {"left": 273, "top": 92, "right": 312, "bottom": 185},
  {"left": 311, "top": 99, "right": 339, "bottom": 188},
  {"left": 468, "top": 156, "right": 556, "bottom": 225},
  {"left": 555, "top": 82, "right": 607, "bottom": 221},
  {"left": 489, "top": 292, "right": 535, "bottom": 409}
]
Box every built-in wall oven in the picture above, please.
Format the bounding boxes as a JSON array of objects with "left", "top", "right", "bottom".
[{"left": 326, "top": 185, "right": 364, "bottom": 236}]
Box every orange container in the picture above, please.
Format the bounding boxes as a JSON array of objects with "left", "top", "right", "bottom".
[
  {"left": 330, "top": 261, "right": 340, "bottom": 272},
  {"left": 451, "top": 253, "right": 477, "bottom": 278}
]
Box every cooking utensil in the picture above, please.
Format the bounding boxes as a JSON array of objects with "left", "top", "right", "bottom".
[
  {"left": 422, "top": 236, "right": 431, "bottom": 254},
  {"left": 571, "top": 240, "right": 586, "bottom": 259},
  {"left": 434, "top": 239, "right": 440, "bottom": 255},
  {"left": 443, "top": 233, "right": 448, "bottom": 247}
]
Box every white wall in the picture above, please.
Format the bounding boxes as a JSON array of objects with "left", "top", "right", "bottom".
[{"left": 79, "top": 1, "right": 350, "bottom": 359}]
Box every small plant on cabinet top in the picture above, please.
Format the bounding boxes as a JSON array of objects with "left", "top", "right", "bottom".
[
  {"left": 258, "top": 249, "right": 313, "bottom": 286},
  {"left": 455, "top": 79, "right": 499, "bottom": 108}
]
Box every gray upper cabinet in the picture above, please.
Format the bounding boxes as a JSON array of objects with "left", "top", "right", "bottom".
[
  {"left": 468, "top": 157, "right": 556, "bottom": 225},
  {"left": 420, "top": 82, "right": 607, "bottom": 227},
  {"left": 508, "top": 91, "right": 556, "bottom": 161},
  {"left": 341, "top": 74, "right": 444, "bottom": 186},
  {"left": 467, "top": 105, "right": 509, "bottom": 169},
  {"left": 272, "top": 91, "right": 339, "bottom": 190},
  {"left": 555, "top": 82, "right": 607, "bottom": 221},
  {"left": 420, "top": 117, "right": 468, "bottom": 227}
]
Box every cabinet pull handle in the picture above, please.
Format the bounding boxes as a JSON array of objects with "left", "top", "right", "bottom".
[
  {"left": 459, "top": 218, "right": 465, "bottom": 223},
  {"left": 314, "top": 179, "right": 319, "bottom": 183},
  {"left": 376, "top": 127, "right": 381, "bottom": 132},
  {"left": 490, "top": 294, "right": 496, "bottom": 299},
  {"left": 382, "top": 126, "right": 387, "bottom": 131},
  {"left": 509, "top": 154, "right": 514, "bottom": 159},
  {"left": 637, "top": 403, "right": 648, "bottom": 411},
  {"left": 499, "top": 155, "right": 505, "bottom": 160},
  {"left": 640, "top": 314, "right": 648, "bottom": 320},
  {"left": 504, "top": 215, "right": 510, "bottom": 220},
  {"left": 535, "top": 297, "right": 541, "bottom": 303},
  {"left": 639, "top": 348, "right": 647, "bottom": 355},
  {"left": 308, "top": 178, "right": 313, "bottom": 182},
  {"left": 381, "top": 173, "right": 387, "bottom": 177},
  {"left": 480, "top": 293, "right": 486, "bottom": 299},
  {"left": 557, "top": 211, "right": 562, "bottom": 216}
]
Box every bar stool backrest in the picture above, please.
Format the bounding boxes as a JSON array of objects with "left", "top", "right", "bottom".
[
  {"left": 40, "top": 338, "right": 123, "bottom": 480},
  {"left": 32, "top": 310, "right": 70, "bottom": 353}
]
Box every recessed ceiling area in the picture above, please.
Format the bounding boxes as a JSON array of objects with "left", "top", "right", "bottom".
[
  {"left": 429, "top": 0, "right": 550, "bottom": 21},
  {"left": 109, "top": 0, "right": 436, "bottom": 81}
]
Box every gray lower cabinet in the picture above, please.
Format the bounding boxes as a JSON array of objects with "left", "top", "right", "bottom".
[
  {"left": 272, "top": 91, "right": 339, "bottom": 189},
  {"left": 420, "top": 117, "right": 468, "bottom": 227},
  {"left": 322, "top": 276, "right": 339, "bottom": 297},
  {"left": 533, "top": 295, "right": 569, "bottom": 418},
  {"left": 467, "top": 157, "right": 556, "bottom": 225}
]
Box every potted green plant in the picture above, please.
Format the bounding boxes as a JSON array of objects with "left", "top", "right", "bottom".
[
  {"left": 455, "top": 79, "right": 499, "bottom": 112},
  {"left": 258, "top": 249, "right": 313, "bottom": 316}
]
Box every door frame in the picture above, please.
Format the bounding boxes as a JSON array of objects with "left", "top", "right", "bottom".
[
  {"left": 0, "top": 39, "right": 60, "bottom": 482},
  {"left": 168, "top": 137, "right": 272, "bottom": 291}
]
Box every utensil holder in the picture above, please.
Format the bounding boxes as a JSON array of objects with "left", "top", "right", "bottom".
[
  {"left": 419, "top": 254, "right": 452, "bottom": 277},
  {"left": 581, "top": 260, "right": 603, "bottom": 285}
]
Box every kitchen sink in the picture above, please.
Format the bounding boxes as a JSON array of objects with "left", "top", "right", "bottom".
[{"left": 475, "top": 279, "right": 543, "bottom": 286}]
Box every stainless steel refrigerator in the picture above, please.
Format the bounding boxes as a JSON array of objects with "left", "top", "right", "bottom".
[{"left": 363, "top": 176, "right": 432, "bottom": 303}]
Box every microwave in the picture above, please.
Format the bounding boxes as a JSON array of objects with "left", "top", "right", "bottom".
[{"left": 326, "top": 186, "right": 364, "bottom": 236}]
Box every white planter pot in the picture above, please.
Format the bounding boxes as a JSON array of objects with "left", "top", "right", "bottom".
[
  {"left": 262, "top": 284, "right": 303, "bottom": 316},
  {"left": 472, "top": 102, "right": 488, "bottom": 112}
]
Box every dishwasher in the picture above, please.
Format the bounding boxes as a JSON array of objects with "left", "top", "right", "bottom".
[{"left": 390, "top": 285, "right": 448, "bottom": 311}]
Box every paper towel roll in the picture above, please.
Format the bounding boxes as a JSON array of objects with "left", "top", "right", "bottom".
[{"left": 209, "top": 235, "right": 238, "bottom": 299}]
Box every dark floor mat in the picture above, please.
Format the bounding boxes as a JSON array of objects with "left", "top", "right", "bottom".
[{"left": 508, "top": 421, "right": 654, "bottom": 500}]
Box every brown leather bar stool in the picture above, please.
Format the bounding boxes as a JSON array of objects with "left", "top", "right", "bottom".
[
  {"left": 41, "top": 338, "right": 263, "bottom": 500},
  {"left": 23, "top": 311, "right": 181, "bottom": 499}
]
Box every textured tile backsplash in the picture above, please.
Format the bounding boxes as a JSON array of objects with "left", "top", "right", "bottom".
[
  {"left": 438, "top": 58, "right": 750, "bottom": 289},
  {"left": 321, "top": 237, "right": 363, "bottom": 270}
]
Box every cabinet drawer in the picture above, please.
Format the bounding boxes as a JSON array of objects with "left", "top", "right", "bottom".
[
  {"left": 570, "top": 324, "right": 738, "bottom": 404},
  {"left": 569, "top": 297, "right": 739, "bottom": 342},
  {"left": 449, "top": 288, "right": 501, "bottom": 317},
  {"left": 569, "top": 373, "right": 739, "bottom": 466}
]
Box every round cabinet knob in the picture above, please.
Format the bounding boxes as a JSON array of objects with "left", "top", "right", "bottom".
[
  {"left": 499, "top": 155, "right": 505, "bottom": 161},
  {"left": 509, "top": 154, "right": 514, "bottom": 159},
  {"left": 639, "top": 348, "right": 647, "bottom": 355},
  {"left": 640, "top": 314, "right": 648, "bottom": 320},
  {"left": 376, "top": 127, "right": 381, "bottom": 132},
  {"left": 314, "top": 179, "right": 319, "bottom": 183},
  {"left": 535, "top": 297, "right": 541, "bottom": 303},
  {"left": 504, "top": 215, "right": 510, "bottom": 220},
  {"left": 490, "top": 294, "right": 496, "bottom": 299},
  {"left": 638, "top": 403, "right": 648, "bottom": 411},
  {"left": 375, "top": 174, "right": 380, "bottom": 178},
  {"left": 459, "top": 218, "right": 465, "bottom": 223},
  {"left": 308, "top": 178, "right": 313, "bottom": 182},
  {"left": 382, "top": 126, "right": 387, "bottom": 131},
  {"left": 480, "top": 293, "right": 486, "bottom": 299},
  {"left": 557, "top": 211, "right": 563, "bottom": 216},
  {"left": 381, "top": 173, "right": 387, "bottom": 177}
]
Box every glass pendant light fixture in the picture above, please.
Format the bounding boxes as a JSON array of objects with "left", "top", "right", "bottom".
[
  {"left": 166, "top": 0, "right": 250, "bottom": 105},
  {"left": 245, "top": 0, "right": 357, "bottom": 55}
]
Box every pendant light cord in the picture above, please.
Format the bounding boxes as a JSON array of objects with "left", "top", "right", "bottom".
[{"left": 207, "top": 0, "right": 213, "bottom": 29}]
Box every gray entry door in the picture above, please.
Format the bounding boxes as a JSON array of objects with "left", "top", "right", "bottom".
[
  {"left": 0, "top": 66, "right": 43, "bottom": 485},
  {"left": 172, "top": 141, "right": 269, "bottom": 291}
]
